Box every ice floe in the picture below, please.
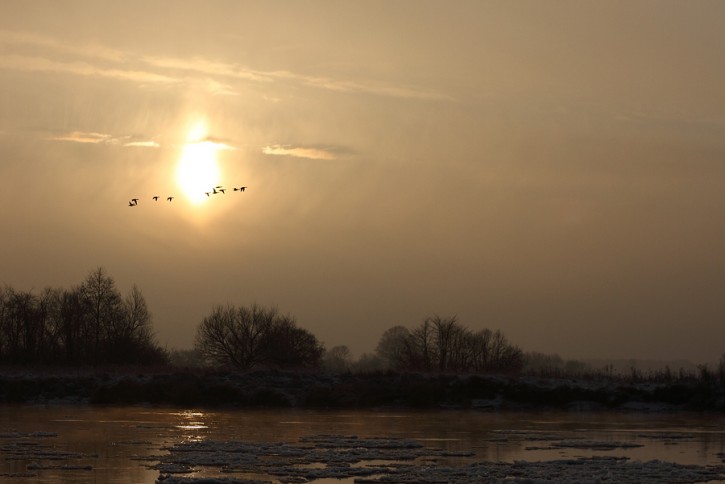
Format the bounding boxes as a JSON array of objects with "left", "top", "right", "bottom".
[
  {"left": 152, "top": 434, "right": 725, "bottom": 483},
  {"left": 551, "top": 439, "right": 644, "bottom": 450},
  {"left": 0, "top": 427, "right": 97, "bottom": 475}
]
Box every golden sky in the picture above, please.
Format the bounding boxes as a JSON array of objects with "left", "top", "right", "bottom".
[{"left": 1, "top": 1, "right": 724, "bottom": 362}]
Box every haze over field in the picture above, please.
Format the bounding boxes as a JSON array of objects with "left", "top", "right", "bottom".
[{"left": 1, "top": 1, "right": 724, "bottom": 362}]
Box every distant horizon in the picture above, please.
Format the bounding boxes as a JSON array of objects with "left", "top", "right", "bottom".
[{"left": 2, "top": 267, "right": 721, "bottom": 368}]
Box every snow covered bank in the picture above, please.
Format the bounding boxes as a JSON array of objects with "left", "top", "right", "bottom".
[{"left": 1, "top": 369, "right": 724, "bottom": 411}]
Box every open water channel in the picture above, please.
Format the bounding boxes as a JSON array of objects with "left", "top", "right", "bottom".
[{"left": 1, "top": 405, "right": 724, "bottom": 483}]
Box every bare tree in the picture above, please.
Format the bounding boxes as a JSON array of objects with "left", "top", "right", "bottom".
[
  {"left": 0, "top": 270, "right": 165, "bottom": 366},
  {"left": 263, "top": 319, "right": 324, "bottom": 369},
  {"left": 411, "top": 319, "right": 434, "bottom": 371},
  {"left": 323, "top": 345, "right": 352, "bottom": 373},
  {"left": 376, "top": 326, "right": 413, "bottom": 369},
  {"left": 0, "top": 286, "right": 9, "bottom": 360},
  {"left": 80, "top": 267, "right": 124, "bottom": 363},
  {"left": 194, "top": 305, "right": 248, "bottom": 368},
  {"left": 430, "top": 315, "right": 457, "bottom": 371},
  {"left": 470, "top": 329, "right": 493, "bottom": 371},
  {"left": 120, "top": 284, "right": 153, "bottom": 343},
  {"left": 36, "top": 287, "right": 64, "bottom": 363},
  {"left": 0, "top": 289, "right": 41, "bottom": 363},
  {"left": 195, "top": 303, "right": 323, "bottom": 370},
  {"left": 59, "top": 285, "right": 88, "bottom": 364},
  {"left": 375, "top": 316, "right": 523, "bottom": 374}
]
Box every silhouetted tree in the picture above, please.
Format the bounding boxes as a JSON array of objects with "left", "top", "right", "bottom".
[
  {"left": 0, "top": 287, "right": 37, "bottom": 363},
  {"left": 59, "top": 285, "right": 87, "bottom": 364},
  {"left": 375, "top": 316, "right": 523, "bottom": 374},
  {"left": 195, "top": 303, "right": 323, "bottom": 370},
  {"left": 376, "top": 326, "right": 414, "bottom": 369},
  {"left": 411, "top": 319, "right": 434, "bottom": 371},
  {"left": 351, "top": 353, "right": 385, "bottom": 373},
  {"left": 263, "top": 319, "right": 324, "bottom": 369},
  {"left": 37, "top": 287, "right": 64, "bottom": 363},
  {"left": 80, "top": 267, "right": 124, "bottom": 363},
  {"left": 323, "top": 345, "right": 352, "bottom": 373},
  {"left": 430, "top": 315, "right": 457, "bottom": 371},
  {"left": 0, "top": 268, "right": 166, "bottom": 366},
  {"left": 524, "top": 352, "right": 565, "bottom": 376}
]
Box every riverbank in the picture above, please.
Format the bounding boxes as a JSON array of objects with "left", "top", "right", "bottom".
[{"left": 1, "top": 368, "right": 724, "bottom": 411}]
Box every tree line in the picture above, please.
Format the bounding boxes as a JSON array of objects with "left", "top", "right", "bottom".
[
  {"left": 375, "top": 315, "right": 524, "bottom": 373},
  {"left": 1, "top": 268, "right": 524, "bottom": 374},
  {"left": 0, "top": 267, "right": 165, "bottom": 365}
]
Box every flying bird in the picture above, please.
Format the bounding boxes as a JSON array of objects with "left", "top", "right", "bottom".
[
  {"left": 167, "top": 197, "right": 174, "bottom": 201},
  {"left": 153, "top": 196, "right": 159, "bottom": 201},
  {"left": 233, "top": 187, "right": 246, "bottom": 192},
  {"left": 205, "top": 192, "right": 211, "bottom": 197},
  {"left": 219, "top": 188, "right": 226, "bottom": 194},
  {"left": 128, "top": 201, "right": 136, "bottom": 207}
]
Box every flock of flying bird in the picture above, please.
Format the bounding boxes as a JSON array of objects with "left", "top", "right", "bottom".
[{"left": 127, "top": 185, "right": 247, "bottom": 206}]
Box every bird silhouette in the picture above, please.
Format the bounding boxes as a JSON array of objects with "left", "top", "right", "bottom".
[{"left": 125, "top": 182, "right": 250, "bottom": 208}]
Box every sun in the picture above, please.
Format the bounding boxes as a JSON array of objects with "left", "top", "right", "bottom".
[{"left": 176, "top": 121, "right": 222, "bottom": 204}]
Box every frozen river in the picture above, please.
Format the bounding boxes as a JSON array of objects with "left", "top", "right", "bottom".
[{"left": 1, "top": 405, "right": 724, "bottom": 483}]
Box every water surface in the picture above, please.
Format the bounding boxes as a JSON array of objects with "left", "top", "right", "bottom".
[{"left": 1, "top": 405, "right": 724, "bottom": 483}]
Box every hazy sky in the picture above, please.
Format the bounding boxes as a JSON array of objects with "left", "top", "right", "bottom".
[{"left": 1, "top": 1, "right": 724, "bottom": 362}]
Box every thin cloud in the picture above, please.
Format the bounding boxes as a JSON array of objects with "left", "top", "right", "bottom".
[
  {"left": 199, "top": 78, "right": 238, "bottom": 96},
  {"left": 0, "top": 29, "right": 128, "bottom": 62},
  {"left": 183, "top": 136, "right": 237, "bottom": 152},
  {"left": 141, "top": 55, "right": 270, "bottom": 83},
  {"left": 266, "top": 70, "right": 452, "bottom": 101},
  {"left": 123, "top": 140, "right": 160, "bottom": 148},
  {"left": 50, "top": 131, "right": 160, "bottom": 147},
  {"left": 262, "top": 145, "right": 338, "bottom": 161},
  {"left": 0, "top": 29, "right": 450, "bottom": 101},
  {"left": 0, "top": 54, "right": 178, "bottom": 84},
  {"left": 50, "top": 131, "right": 114, "bottom": 144}
]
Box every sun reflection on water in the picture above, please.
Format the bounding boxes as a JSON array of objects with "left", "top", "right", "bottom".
[{"left": 173, "top": 410, "right": 209, "bottom": 440}]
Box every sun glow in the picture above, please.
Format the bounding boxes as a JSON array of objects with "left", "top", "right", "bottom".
[{"left": 176, "top": 121, "right": 222, "bottom": 204}]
